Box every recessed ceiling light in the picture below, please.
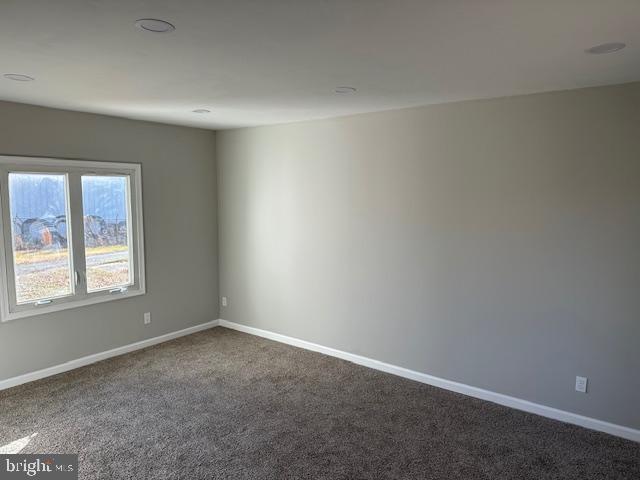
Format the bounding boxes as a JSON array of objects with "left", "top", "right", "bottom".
[
  {"left": 192, "top": 109, "right": 211, "bottom": 114},
  {"left": 135, "top": 18, "right": 175, "bottom": 33},
  {"left": 585, "top": 42, "right": 626, "bottom": 54},
  {"left": 334, "top": 86, "right": 357, "bottom": 94},
  {"left": 3, "top": 73, "right": 35, "bottom": 82}
]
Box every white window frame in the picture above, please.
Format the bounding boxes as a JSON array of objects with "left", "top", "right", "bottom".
[{"left": 0, "top": 155, "right": 146, "bottom": 322}]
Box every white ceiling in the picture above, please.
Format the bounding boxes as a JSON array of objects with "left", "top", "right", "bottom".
[{"left": 1, "top": 0, "right": 639, "bottom": 130}]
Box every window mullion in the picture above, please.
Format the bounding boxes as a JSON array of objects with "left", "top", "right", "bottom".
[{"left": 68, "top": 172, "right": 88, "bottom": 298}]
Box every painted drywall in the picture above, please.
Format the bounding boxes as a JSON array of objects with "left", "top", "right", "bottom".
[
  {"left": 217, "top": 82, "right": 640, "bottom": 430},
  {"left": 0, "top": 101, "right": 218, "bottom": 381}
]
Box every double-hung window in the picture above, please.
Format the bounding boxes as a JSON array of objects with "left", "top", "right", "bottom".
[{"left": 0, "top": 156, "right": 145, "bottom": 321}]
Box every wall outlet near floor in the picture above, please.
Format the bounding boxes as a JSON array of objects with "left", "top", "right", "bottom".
[
  {"left": 221, "top": 296, "right": 228, "bottom": 307},
  {"left": 144, "top": 312, "right": 151, "bottom": 325},
  {"left": 575, "top": 376, "right": 588, "bottom": 393}
]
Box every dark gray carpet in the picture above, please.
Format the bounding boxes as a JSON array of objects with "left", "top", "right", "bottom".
[{"left": 0, "top": 327, "right": 638, "bottom": 479}]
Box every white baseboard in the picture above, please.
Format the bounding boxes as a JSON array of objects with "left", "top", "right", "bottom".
[
  {"left": 0, "top": 320, "right": 219, "bottom": 391},
  {"left": 3, "top": 317, "right": 637, "bottom": 443},
  {"left": 218, "top": 319, "right": 640, "bottom": 443}
]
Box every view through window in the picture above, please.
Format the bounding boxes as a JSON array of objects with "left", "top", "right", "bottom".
[
  {"left": 82, "top": 175, "right": 131, "bottom": 292},
  {"left": 9, "top": 173, "right": 73, "bottom": 304}
]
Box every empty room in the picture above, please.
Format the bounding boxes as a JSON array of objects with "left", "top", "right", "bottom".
[{"left": 0, "top": 1, "right": 639, "bottom": 479}]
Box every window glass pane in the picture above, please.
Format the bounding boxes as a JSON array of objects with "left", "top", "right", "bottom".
[
  {"left": 8, "top": 173, "right": 73, "bottom": 304},
  {"left": 81, "top": 175, "right": 132, "bottom": 292}
]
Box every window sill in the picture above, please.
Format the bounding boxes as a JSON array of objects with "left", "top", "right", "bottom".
[{"left": 0, "top": 288, "right": 146, "bottom": 322}]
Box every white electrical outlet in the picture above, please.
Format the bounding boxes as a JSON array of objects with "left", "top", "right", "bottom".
[
  {"left": 575, "top": 376, "right": 588, "bottom": 393},
  {"left": 144, "top": 312, "right": 151, "bottom": 325},
  {"left": 221, "top": 296, "right": 228, "bottom": 307}
]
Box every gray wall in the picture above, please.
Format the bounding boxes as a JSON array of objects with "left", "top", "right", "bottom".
[
  {"left": 217, "top": 82, "right": 640, "bottom": 430},
  {"left": 0, "top": 101, "right": 218, "bottom": 381}
]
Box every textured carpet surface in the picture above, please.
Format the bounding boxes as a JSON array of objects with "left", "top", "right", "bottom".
[{"left": 0, "top": 327, "right": 638, "bottom": 479}]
